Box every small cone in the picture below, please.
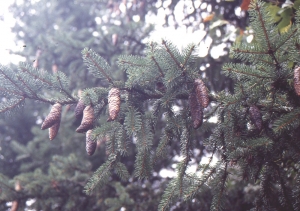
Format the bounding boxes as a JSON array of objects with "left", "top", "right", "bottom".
[
  {"left": 249, "top": 105, "right": 262, "bottom": 131},
  {"left": 195, "top": 79, "right": 209, "bottom": 108},
  {"left": 107, "top": 88, "right": 120, "bottom": 121},
  {"left": 49, "top": 121, "right": 60, "bottom": 140},
  {"left": 76, "top": 105, "right": 94, "bottom": 133},
  {"left": 41, "top": 103, "right": 62, "bottom": 130},
  {"left": 75, "top": 99, "right": 85, "bottom": 119},
  {"left": 294, "top": 66, "right": 300, "bottom": 95},
  {"left": 189, "top": 90, "right": 203, "bottom": 129},
  {"left": 86, "top": 130, "right": 97, "bottom": 156}
]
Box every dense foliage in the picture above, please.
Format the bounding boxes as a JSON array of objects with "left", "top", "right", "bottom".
[{"left": 1, "top": 0, "right": 300, "bottom": 210}]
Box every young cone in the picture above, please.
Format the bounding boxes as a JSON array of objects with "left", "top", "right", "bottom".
[
  {"left": 249, "top": 105, "right": 262, "bottom": 131},
  {"left": 86, "top": 130, "right": 97, "bottom": 156},
  {"left": 189, "top": 90, "right": 203, "bottom": 129},
  {"left": 107, "top": 88, "right": 120, "bottom": 121},
  {"left": 76, "top": 105, "right": 94, "bottom": 133},
  {"left": 195, "top": 79, "right": 209, "bottom": 108},
  {"left": 41, "top": 103, "right": 62, "bottom": 130},
  {"left": 49, "top": 122, "right": 60, "bottom": 140},
  {"left": 294, "top": 66, "right": 300, "bottom": 95},
  {"left": 75, "top": 99, "right": 85, "bottom": 119}
]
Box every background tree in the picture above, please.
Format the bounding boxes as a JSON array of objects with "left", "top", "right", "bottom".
[{"left": 1, "top": 0, "right": 299, "bottom": 211}]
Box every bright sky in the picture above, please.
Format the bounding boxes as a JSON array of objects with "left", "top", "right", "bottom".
[
  {"left": 0, "top": 0, "right": 219, "bottom": 66},
  {"left": 0, "top": 1, "right": 25, "bottom": 65}
]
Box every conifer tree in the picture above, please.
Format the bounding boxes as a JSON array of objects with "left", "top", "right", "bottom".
[{"left": 3, "top": 0, "right": 300, "bottom": 210}]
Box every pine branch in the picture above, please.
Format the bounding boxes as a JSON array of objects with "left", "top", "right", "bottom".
[
  {"left": 0, "top": 67, "right": 24, "bottom": 94},
  {"left": 0, "top": 97, "right": 25, "bottom": 114},
  {"left": 183, "top": 167, "right": 216, "bottom": 200},
  {"left": 162, "top": 39, "right": 182, "bottom": 70},
  {"left": 84, "top": 154, "right": 116, "bottom": 195},
  {"left": 252, "top": 0, "right": 279, "bottom": 66},
  {"left": 134, "top": 118, "right": 153, "bottom": 179},
  {"left": 56, "top": 73, "right": 76, "bottom": 101},
  {"left": 124, "top": 107, "right": 142, "bottom": 136},
  {"left": 114, "top": 162, "right": 130, "bottom": 181},
  {"left": 151, "top": 56, "right": 164, "bottom": 77},
  {"left": 82, "top": 48, "right": 114, "bottom": 84},
  {"left": 19, "top": 63, "right": 52, "bottom": 87},
  {"left": 274, "top": 28, "right": 298, "bottom": 52},
  {"left": 273, "top": 108, "right": 300, "bottom": 133},
  {"left": 158, "top": 179, "right": 178, "bottom": 211}
]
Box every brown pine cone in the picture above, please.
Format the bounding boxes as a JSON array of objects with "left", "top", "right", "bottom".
[
  {"left": 86, "top": 130, "right": 97, "bottom": 156},
  {"left": 75, "top": 99, "right": 85, "bottom": 119},
  {"left": 49, "top": 122, "right": 60, "bottom": 140},
  {"left": 41, "top": 103, "right": 62, "bottom": 130},
  {"left": 76, "top": 105, "right": 94, "bottom": 133},
  {"left": 195, "top": 79, "right": 209, "bottom": 108},
  {"left": 107, "top": 88, "right": 120, "bottom": 121}
]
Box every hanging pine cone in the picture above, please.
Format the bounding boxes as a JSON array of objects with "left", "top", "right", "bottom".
[
  {"left": 294, "top": 66, "right": 300, "bottom": 95},
  {"left": 86, "top": 130, "right": 97, "bottom": 156},
  {"left": 195, "top": 79, "right": 209, "bottom": 108},
  {"left": 107, "top": 88, "right": 120, "bottom": 121},
  {"left": 41, "top": 103, "right": 62, "bottom": 130},
  {"left": 76, "top": 105, "right": 94, "bottom": 133},
  {"left": 189, "top": 90, "right": 203, "bottom": 129},
  {"left": 49, "top": 122, "right": 60, "bottom": 140},
  {"left": 75, "top": 99, "right": 85, "bottom": 119},
  {"left": 249, "top": 105, "right": 262, "bottom": 131}
]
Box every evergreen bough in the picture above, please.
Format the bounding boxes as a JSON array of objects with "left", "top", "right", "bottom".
[{"left": 1, "top": 0, "right": 300, "bottom": 210}]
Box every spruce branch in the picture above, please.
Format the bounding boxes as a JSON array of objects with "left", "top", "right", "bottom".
[
  {"left": 151, "top": 56, "right": 164, "bottom": 77},
  {"left": 0, "top": 68, "right": 25, "bottom": 94},
  {"left": 274, "top": 28, "right": 298, "bottom": 52},
  {"left": 17, "top": 75, "right": 38, "bottom": 98},
  {"left": 0, "top": 87, "right": 23, "bottom": 96},
  {"left": 82, "top": 48, "right": 114, "bottom": 85},
  {"left": 183, "top": 167, "right": 216, "bottom": 200},
  {"left": 162, "top": 39, "right": 182, "bottom": 70},
  {"left": 252, "top": 0, "right": 279, "bottom": 67},
  {"left": 84, "top": 154, "right": 117, "bottom": 195},
  {"left": 158, "top": 179, "right": 178, "bottom": 211},
  {"left": 56, "top": 74, "right": 76, "bottom": 101},
  {"left": 182, "top": 44, "right": 196, "bottom": 71},
  {"left": 211, "top": 162, "right": 228, "bottom": 211},
  {"left": 223, "top": 65, "right": 272, "bottom": 79},
  {"left": 19, "top": 63, "right": 52, "bottom": 87},
  {"left": 0, "top": 97, "right": 25, "bottom": 113},
  {"left": 148, "top": 42, "right": 165, "bottom": 77}
]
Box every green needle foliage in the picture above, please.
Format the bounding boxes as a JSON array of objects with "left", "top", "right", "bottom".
[{"left": 2, "top": 0, "right": 300, "bottom": 210}]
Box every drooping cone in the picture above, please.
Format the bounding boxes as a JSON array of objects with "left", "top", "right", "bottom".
[
  {"left": 76, "top": 105, "right": 94, "bottom": 133},
  {"left": 75, "top": 99, "right": 85, "bottom": 119},
  {"left": 249, "top": 105, "right": 262, "bottom": 131},
  {"left": 107, "top": 88, "right": 120, "bottom": 121},
  {"left": 49, "top": 121, "right": 60, "bottom": 140},
  {"left": 10, "top": 180, "right": 22, "bottom": 211},
  {"left": 294, "top": 66, "right": 300, "bottom": 95},
  {"left": 195, "top": 79, "right": 209, "bottom": 108},
  {"left": 41, "top": 103, "right": 62, "bottom": 130},
  {"left": 86, "top": 130, "right": 97, "bottom": 156},
  {"left": 189, "top": 90, "right": 203, "bottom": 129}
]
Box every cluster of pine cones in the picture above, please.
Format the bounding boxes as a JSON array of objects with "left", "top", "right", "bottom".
[
  {"left": 41, "top": 88, "right": 121, "bottom": 156},
  {"left": 189, "top": 79, "right": 263, "bottom": 131},
  {"left": 41, "top": 67, "right": 300, "bottom": 154}
]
